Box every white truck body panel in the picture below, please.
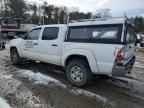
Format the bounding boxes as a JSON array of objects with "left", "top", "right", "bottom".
[{"left": 62, "top": 42, "right": 123, "bottom": 75}]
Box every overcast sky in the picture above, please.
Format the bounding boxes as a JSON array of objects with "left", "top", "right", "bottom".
[{"left": 27, "top": 0, "right": 144, "bottom": 17}]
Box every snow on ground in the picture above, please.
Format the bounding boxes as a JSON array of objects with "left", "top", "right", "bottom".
[
  {"left": 134, "top": 60, "right": 144, "bottom": 69},
  {"left": 0, "top": 97, "right": 11, "bottom": 108},
  {"left": 134, "top": 62, "right": 144, "bottom": 68},
  {"left": 71, "top": 89, "right": 110, "bottom": 105},
  {"left": 17, "top": 69, "right": 111, "bottom": 105},
  {"left": 5, "top": 42, "right": 10, "bottom": 49},
  {"left": 135, "top": 61, "right": 140, "bottom": 65},
  {"left": 17, "top": 69, "right": 66, "bottom": 88},
  {"left": 134, "top": 64, "right": 144, "bottom": 69},
  {"left": 110, "top": 76, "right": 144, "bottom": 100},
  {"left": 0, "top": 44, "right": 9, "bottom": 59},
  {"left": 1, "top": 74, "right": 13, "bottom": 79}
]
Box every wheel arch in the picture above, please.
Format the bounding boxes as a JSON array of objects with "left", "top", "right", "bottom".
[
  {"left": 10, "top": 46, "right": 22, "bottom": 57},
  {"left": 10, "top": 46, "right": 17, "bottom": 51},
  {"left": 65, "top": 55, "right": 89, "bottom": 67},
  {"left": 62, "top": 49, "right": 99, "bottom": 74}
]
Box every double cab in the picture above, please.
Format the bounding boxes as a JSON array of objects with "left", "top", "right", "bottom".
[{"left": 10, "top": 17, "right": 136, "bottom": 87}]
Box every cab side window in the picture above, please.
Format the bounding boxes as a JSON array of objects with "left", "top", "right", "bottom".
[
  {"left": 42, "top": 27, "right": 59, "bottom": 40},
  {"left": 24, "top": 28, "right": 41, "bottom": 40}
]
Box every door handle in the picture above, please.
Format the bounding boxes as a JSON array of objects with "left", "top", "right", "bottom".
[
  {"left": 34, "top": 43, "right": 38, "bottom": 45},
  {"left": 51, "top": 44, "right": 58, "bottom": 47}
]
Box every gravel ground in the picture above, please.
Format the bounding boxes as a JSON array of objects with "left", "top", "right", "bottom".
[{"left": 0, "top": 45, "right": 144, "bottom": 108}]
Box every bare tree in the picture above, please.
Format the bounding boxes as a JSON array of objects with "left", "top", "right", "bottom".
[{"left": 94, "top": 9, "right": 112, "bottom": 18}]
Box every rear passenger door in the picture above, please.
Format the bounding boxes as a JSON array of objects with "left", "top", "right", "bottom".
[{"left": 38, "top": 27, "right": 60, "bottom": 64}]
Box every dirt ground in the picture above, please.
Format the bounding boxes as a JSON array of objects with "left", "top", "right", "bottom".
[{"left": 0, "top": 45, "right": 144, "bottom": 108}]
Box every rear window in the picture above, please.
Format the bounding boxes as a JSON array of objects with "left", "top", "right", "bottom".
[
  {"left": 91, "top": 27, "right": 118, "bottom": 39},
  {"left": 67, "top": 25, "right": 122, "bottom": 43}
]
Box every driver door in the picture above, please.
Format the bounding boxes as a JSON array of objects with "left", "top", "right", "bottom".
[{"left": 21, "top": 28, "right": 41, "bottom": 60}]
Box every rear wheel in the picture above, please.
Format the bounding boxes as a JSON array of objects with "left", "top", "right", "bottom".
[
  {"left": 66, "top": 59, "right": 92, "bottom": 87},
  {"left": 10, "top": 48, "right": 22, "bottom": 65}
]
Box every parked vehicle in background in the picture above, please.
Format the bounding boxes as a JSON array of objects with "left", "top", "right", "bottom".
[
  {"left": 136, "top": 34, "right": 142, "bottom": 43},
  {"left": 0, "top": 17, "right": 18, "bottom": 37},
  {"left": 138, "top": 33, "right": 144, "bottom": 47},
  {"left": 140, "top": 37, "right": 144, "bottom": 47},
  {"left": 0, "top": 36, "right": 6, "bottom": 49},
  {"left": 10, "top": 17, "right": 137, "bottom": 87}
]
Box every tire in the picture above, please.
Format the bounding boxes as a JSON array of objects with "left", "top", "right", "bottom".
[
  {"left": 10, "top": 48, "right": 22, "bottom": 65},
  {"left": 66, "top": 59, "right": 92, "bottom": 87}
]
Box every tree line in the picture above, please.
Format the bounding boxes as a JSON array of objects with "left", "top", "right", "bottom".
[
  {"left": 131, "top": 16, "right": 144, "bottom": 33},
  {"left": 0, "top": 0, "right": 144, "bottom": 33},
  {"left": 0, "top": 0, "right": 92, "bottom": 24}
]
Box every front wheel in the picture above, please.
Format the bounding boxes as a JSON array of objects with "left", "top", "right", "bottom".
[
  {"left": 10, "top": 48, "right": 22, "bottom": 65},
  {"left": 66, "top": 59, "right": 92, "bottom": 87}
]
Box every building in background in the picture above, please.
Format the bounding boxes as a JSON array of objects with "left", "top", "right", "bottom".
[{"left": 0, "top": 17, "right": 37, "bottom": 38}]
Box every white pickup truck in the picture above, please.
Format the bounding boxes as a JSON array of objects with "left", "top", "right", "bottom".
[{"left": 10, "top": 17, "right": 136, "bottom": 87}]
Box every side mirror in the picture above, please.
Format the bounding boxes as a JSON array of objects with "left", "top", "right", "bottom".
[{"left": 14, "top": 36, "right": 18, "bottom": 39}]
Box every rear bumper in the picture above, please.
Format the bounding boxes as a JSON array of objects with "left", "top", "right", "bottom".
[{"left": 112, "top": 56, "right": 136, "bottom": 76}]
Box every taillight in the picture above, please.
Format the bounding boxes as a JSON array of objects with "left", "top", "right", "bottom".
[{"left": 115, "top": 47, "right": 125, "bottom": 64}]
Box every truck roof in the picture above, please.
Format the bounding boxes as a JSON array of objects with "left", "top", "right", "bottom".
[
  {"left": 38, "top": 24, "right": 66, "bottom": 28},
  {"left": 32, "top": 17, "right": 134, "bottom": 29},
  {"left": 32, "top": 24, "right": 67, "bottom": 30},
  {"left": 68, "top": 17, "right": 134, "bottom": 27}
]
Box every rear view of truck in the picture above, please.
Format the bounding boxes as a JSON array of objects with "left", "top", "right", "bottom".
[{"left": 112, "top": 18, "right": 136, "bottom": 76}]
